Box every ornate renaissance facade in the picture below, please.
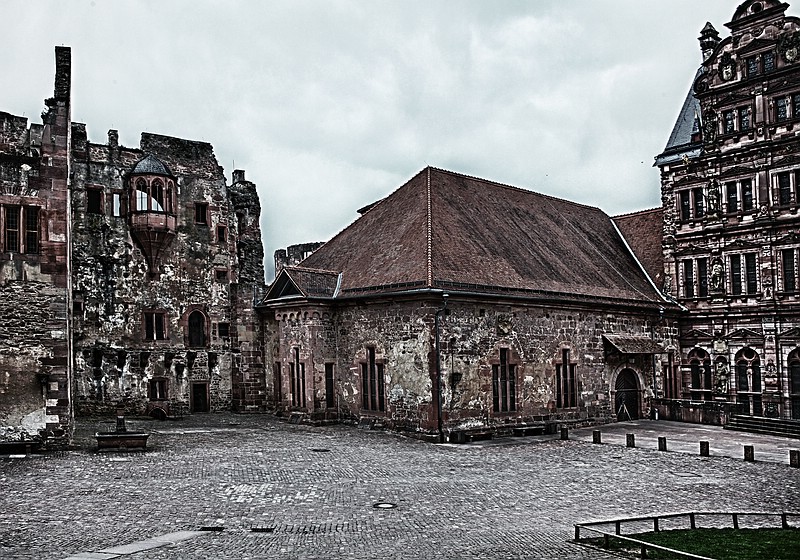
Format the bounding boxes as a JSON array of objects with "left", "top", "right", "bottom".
[{"left": 655, "top": 0, "right": 800, "bottom": 421}]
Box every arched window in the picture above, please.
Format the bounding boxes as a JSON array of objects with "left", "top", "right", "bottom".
[
  {"left": 687, "top": 348, "right": 712, "bottom": 400},
  {"left": 188, "top": 310, "right": 206, "bottom": 347},
  {"left": 151, "top": 179, "right": 164, "bottom": 212},
  {"left": 135, "top": 178, "right": 148, "bottom": 211},
  {"left": 735, "top": 347, "right": 761, "bottom": 415},
  {"left": 788, "top": 348, "right": 800, "bottom": 419},
  {"left": 165, "top": 181, "right": 174, "bottom": 214}
]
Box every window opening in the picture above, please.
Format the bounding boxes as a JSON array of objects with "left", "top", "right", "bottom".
[
  {"left": 555, "top": 348, "right": 577, "bottom": 408},
  {"left": 291, "top": 347, "right": 306, "bottom": 407},
  {"left": 492, "top": 348, "right": 517, "bottom": 412},
  {"left": 195, "top": 203, "right": 208, "bottom": 225},
  {"left": 188, "top": 310, "right": 206, "bottom": 347},
  {"left": 688, "top": 348, "right": 712, "bottom": 400},
  {"left": 24, "top": 207, "right": 39, "bottom": 254},
  {"left": 783, "top": 249, "right": 797, "bottom": 293},
  {"left": 325, "top": 363, "right": 335, "bottom": 408},
  {"left": 87, "top": 190, "right": 103, "bottom": 214},
  {"left": 143, "top": 311, "right": 166, "bottom": 340},
  {"left": 745, "top": 253, "right": 758, "bottom": 294},
  {"left": 361, "top": 347, "right": 385, "bottom": 412},
  {"left": 726, "top": 181, "right": 738, "bottom": 212}
]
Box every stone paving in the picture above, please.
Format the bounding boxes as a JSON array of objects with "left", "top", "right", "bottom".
[{"left": 1, "top": 415, "right": 799, "bottom": 560}]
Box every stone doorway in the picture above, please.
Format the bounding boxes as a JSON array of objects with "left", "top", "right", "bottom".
[
  {"left": 191, "top": 382, "right": 209, "bottom": 413},
  {"left": 615, "top": 369, "right": 640, "bottom": 421}
]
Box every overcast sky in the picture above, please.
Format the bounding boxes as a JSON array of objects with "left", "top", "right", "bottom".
[{"left": 2, "top": 0, "right": 740, "bottom": 279}]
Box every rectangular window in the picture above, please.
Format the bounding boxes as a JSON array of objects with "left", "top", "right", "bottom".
[
  {"left": 492, "top": 348, "right": 517, "bottom": 413},
  {"left": 361, "top": 347, "right": 385, "bottom": 412},
  {"left": 747, "top": 56, "right": 759, "bottom": 77},
  {"left": 4, "top": 206, "right": 19, "bottom": 252},
  {"left": 777, "top": 97, "right": 789, "bottom": 121},
  {"left": 745, "top": 253, "right": 758, "bottom": 294},
  {"left": 325, "top": 363, "right": 335, "bottom": 408},
  {"left": 693, "top": 187, "right": 704, "bottom": 218},
  {"left": 764, "top": 52, "right": 776, "bottom": 73},
  {"left": 143, "top": 311, "right": 166, "bottom": 340},
  {"left": 112, "top": 193, "right": 121, "bottom": 217},
  {"left": 555, "top": 348, "right": 577, "bottom": 408},
  {"left": 779, "top": 172, "right": 792, "bottom": 205},
  {"left": 739, "top": 107, "right": 751, "bottom": 131},
  {"left": 291, "top": 347, "right": 306, "bottom": 408},
  {"left": 684, "top": 260, "right": 695, "bottom": 298},
  {"left": 698, "top": 258, "right": 708, "bottom": 298},
  {"left": 215, "top": 269, "right": 229, "bottom": 282},
  {"left": 217, "top": 225, "right": 227, "bottom": 243},
  {"left": 783, "top": 249, "right": 797, "bottom": 293},
  {"left": 195, "top": 202, "right": 208, "bottom": 225},
  {"left": 794, "top": 93, "right": 800, "bottom": 119},
  {"left": 679, "top": 191, "right": 691, "bottom": 222},
  {"left": 726, "top": 181, "right": 738, "bottom": 213},
  {"left": 723, "top": 110, "right": 736, "bottom": 133},
  {"left": 731, "top": 254, "right": 743, "bottom": 295},
  {"left": 87, "top": 189, "right": 103, "bottom": 214},
  {"left": 149, "top": 378, "right": 167, "bottom": 400},
  {"left": 742, "top": 179, "right": 755, "bottom": 211},
  {"left": 24, "top": 207, "right": 39, "bottom": 254},
  {"left": 217, "top": 322, "right": 230, "bottom": 338}
]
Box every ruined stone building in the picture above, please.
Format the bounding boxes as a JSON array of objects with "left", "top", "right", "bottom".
[
  {"left": 651, "top": 0, "right": 800, "bottom": 422},
  {"left": 264, "top": 0, "right": 800, "bottom": 437},
  {"left": 263, "top": 168, "right": 677, "bottom": 440},
  {"left": 0, "top": 47, "right": 266, "bottom": 446}
]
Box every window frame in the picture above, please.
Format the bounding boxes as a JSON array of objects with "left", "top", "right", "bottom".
[
  {"left": 555, "top": 348, "right": 578, "bottom": 409},
  {"left": 492, "top": 347, "right": 517, "bottom": 413},
  {"left": 360, "top": 347, "right": 385, "bottom": 413},
  {"left": 143, "top": 310, "right": 167, "bottom": 341}
]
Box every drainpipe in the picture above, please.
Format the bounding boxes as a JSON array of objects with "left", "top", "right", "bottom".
[{"left": 435, "top": 294, "right": 449, "bottom": 443}]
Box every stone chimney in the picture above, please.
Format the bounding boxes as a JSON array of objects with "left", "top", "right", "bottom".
[{"left": 233, "top": 169, "right": 246, "bottom": 184}]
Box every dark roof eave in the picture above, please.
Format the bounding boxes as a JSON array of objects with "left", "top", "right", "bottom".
[{"left": 260, "top": 285, "right": 677, "bottom": 313}]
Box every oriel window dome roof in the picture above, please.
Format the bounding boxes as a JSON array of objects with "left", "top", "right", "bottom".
[{"left": 131, "top": 153, "right": 173, "bottom": 177}]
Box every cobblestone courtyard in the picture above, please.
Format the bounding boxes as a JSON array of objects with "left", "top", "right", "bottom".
[{"left": 1, "top": 416, "right": 799, "bottom": 559}]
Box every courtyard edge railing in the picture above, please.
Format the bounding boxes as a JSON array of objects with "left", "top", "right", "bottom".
[{"left": 574, "top": 511, "right": 800, "bottom": 559}]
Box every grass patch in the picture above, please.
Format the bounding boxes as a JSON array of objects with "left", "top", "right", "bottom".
[{"left": 599, "top": 528, "right": 800, "bottom": 559}]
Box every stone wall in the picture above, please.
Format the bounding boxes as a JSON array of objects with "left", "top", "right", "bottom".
[
  {"left": 70, "top": 131, "right": 265, "bottom": 417},
  {"left": 267, "top": 294, "right": 676, "bottom": 438},
  {"left": 0, "top": 47, "right": 72, "bottom": 446}
]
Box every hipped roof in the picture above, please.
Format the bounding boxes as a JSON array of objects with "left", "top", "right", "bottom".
[{"left": 268, "top": 167, "right": 666, "bottom": 307}]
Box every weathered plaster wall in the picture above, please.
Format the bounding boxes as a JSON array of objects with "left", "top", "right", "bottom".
[{"left": 268, "top": 296, "right": 675, "bottom": 437}]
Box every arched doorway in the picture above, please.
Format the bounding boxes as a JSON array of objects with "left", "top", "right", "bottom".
[{"left": 615, "top": 369, "right": 640, "bottom": 421}]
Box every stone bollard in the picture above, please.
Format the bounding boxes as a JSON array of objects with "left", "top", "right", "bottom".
[
  {"left": 744, "top": 445, "right": 755, "bottom": 462},
  {"left": 658, "top": 436, "right": 667, "bottom": 452},
  {"left": 561, "top": 426, "right": 569, "bottom": 441},
  {"left": 791, "top": 450, "right": 800, "bottom": 468},
  {"left": 592, "top": 430, "right": 602, "bottom": 444},
  {"left": 626, "top": 433, "right": 636, "bottom": 448},
  {"left": 700, "top": 441, "right": 710, "bottom": 457}
]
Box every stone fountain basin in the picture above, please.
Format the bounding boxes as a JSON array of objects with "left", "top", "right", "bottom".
[{"left": 95, "top": 432, "right": 149, "bottom": 450}]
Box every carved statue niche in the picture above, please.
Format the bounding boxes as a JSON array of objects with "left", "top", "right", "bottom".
[
  {"left": 709, "top": 257, "right": 724, "bottom": 293},
  {"left": 707, "top": 179, "right": 721, "bottom": 216}
]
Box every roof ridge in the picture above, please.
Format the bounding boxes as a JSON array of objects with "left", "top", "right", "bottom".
[
  {"left": 427, "top": 166, "right": 605, "bottom": 213},
  {"left": 613, "top": 207, "right": 662, "bottom": 219},
  {"left": 426, "top": 167, "right": 433, "bottom": 287},
  {"left": 284, "top": 265, "right": 340, "bottom": 275}
]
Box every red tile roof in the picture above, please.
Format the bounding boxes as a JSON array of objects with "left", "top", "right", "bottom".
[
  {"left": 296, "top": 168, "right": 666, "bottom": 306},
  {"left": 613, "top": 208, "right": 665, "bottom": 289}
]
